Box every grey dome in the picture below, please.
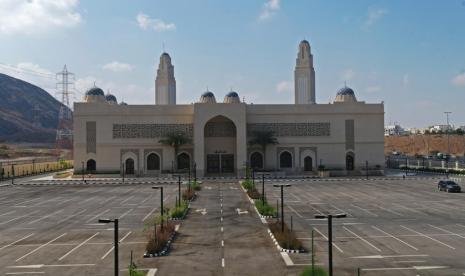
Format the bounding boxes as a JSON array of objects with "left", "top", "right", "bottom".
[
  {"left": 224, "top": 91, "right": 240, "bottom": 103},
  {"left": 337, "top": 87, "right": 355, "bottom": 96},
  {"left": 199, "top": 91, "right": 216, "bottom": 103},
  {"left": 105, "top": 94, "right": 117, "bottom": 102},
  {"left": 86, "top": 87, "right": 104, "bottom": 96}
]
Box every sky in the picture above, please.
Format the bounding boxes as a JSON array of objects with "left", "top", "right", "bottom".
[{"left": 0, "top": 0, "right": 465, "bottom": 128}]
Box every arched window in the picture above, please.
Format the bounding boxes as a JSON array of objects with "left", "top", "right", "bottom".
[
  {"left": 279, "top": 151, "right": 292, "bottom": 168},
  {"left": 250, "top": 152, "right": 263, "bottom": 169},
  {"left": 86, "top": 159, "right": 96, "bottom": 172},
  {"left": 147, "top": 153, "right": 160, "bottom": 170},
  {"left": 304, "top": 156, "right": 313, "bottom": 171},
  {"left": 346, "top": 153, "right": 354, "bottom": 171},
  {"left": 177, "top": 153, "right": 190, "bottom": 170},
  {"left": 125, "top": 158, "right": 134, "bottom": 174}
]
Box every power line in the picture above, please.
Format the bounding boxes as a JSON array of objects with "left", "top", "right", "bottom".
[{"left": 0, "top": 62, "right": 56, "bottom": 79}]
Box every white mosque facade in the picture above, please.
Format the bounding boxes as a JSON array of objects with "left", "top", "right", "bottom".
[{"left": 73, "top": 41, "right": 384, "bottom": 177}]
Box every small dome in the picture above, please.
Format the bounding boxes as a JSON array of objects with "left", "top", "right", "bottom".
[
  {"left": 334, "top": 86, "right": 357, "bottom": 103},
  {"left": 199, "top": 91, "right": 216, "bottom": 103},
  {"left": 224, "top": 91, "right": 240, "bottom": 103},
  {"left": 105, "top": 94, "right": 117, "bottom": 104},
  {"left": 85, "top": 87, "right": 104, "bottom": 96}
]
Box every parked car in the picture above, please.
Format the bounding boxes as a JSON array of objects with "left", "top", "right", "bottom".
[{"left": 437, "top": 181, "right": 461, "bottom": 193}]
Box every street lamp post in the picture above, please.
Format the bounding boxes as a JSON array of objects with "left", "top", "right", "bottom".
[
  {"left": 98, "top": 218, "right": 119, "bottom": 276},
  {"left": 273, "top": 184, "right": 291, "bottom": 232},
  {"left": 178, "top": 175, "right": 181, "bottom": 207},
  {"left": 193, "top": 162, "right": 197, "bottom": 183},
  {"left": 11, "top": 164, "right": 14, "bottom": 185},
  {"left": 314, "top": 213, "right": 347, "bottom": 276},
  {"left": 122, "top": 162, "right": 125, "bottom": 184},
  {"left": 445, "top": 111, "right": 452, "bottom": 179},
  {"left": 81, "top": 161, "right": 85, "bottom": 182},
  {"left": 152, "top": 186, "right": 164, "bottom": 231},
  {"left": 365, "top": 160, "right": 368, "bottom": 180},
  {"left": 262, "top": 174, "right": 265, "bottom": 206}
]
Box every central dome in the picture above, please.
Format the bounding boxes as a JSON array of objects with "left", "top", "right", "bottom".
[
  {"left": 334, "top": 86, "right": 357, "bottom": 103},
  {"left": 85, "top": 86, "right": 106, "bottom": 103}
]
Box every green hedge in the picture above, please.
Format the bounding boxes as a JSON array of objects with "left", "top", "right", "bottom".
[
  {"left": 255, "top": 199, "right": 275, "bottom": 216},
  {"left": 300, "top": 266, "right": 328, "bottom": 276},
  {"left": 170, "top": 200, "right": 188, "bottom": 219}
]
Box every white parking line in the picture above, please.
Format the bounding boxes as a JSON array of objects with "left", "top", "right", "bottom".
[
  {"left": 5, "top": 272, "right": 45, "bottom": 275},
  {"left": 222, "top": 258, "right": 225, "bottom": 267},
  {"left": 400, "top": 225, "right": 455, "bottom": 250},
  {"left": 0, "top": 233, "right": 34, "bottom": 251},
  {"left": 330, "top": 204, "right": 352, "bottom": 217},
  {"left": 28, "top": 210, "right": 63, "bottom": 224},
  {"left": 0, "top": 210, "right": 16, "bottom": 217},
  {"left": 147, "top": 269, "right": 157, "bottom": 276},
  {"left": 100, "top": 196, "right": 116, "bottom": 205},
  {"left": 56, "top": 209, "right": 87, "bottom": 224},
  {"left": 376, "top": 206, "right": 404, "bottom": 216},
  {"left": 280, "top": 252, "right": 294, "bottom": 266},
  {"left": 58, "top": 232, "right": 99, "bottom": 260},
  {"left": 371, "top": 226, "right": 418, "bottom": 251},
  {"left": 121, "top": 195, "right": 134, "bottom": 204},
  {"left": 16, "top": 233, "right": 67, "bottom": 262},
  {"left": 0, "top": 211, "right": 39, "bottom": 225},
  {"left": 343, "top": 226, "right": 381, "bottom": 252},
  {"left": 351, "top": 204, "right": 378, "bottom": 217},
  {"left": 118, "top": 209, "right": 134, "bottom": 219},
  {"left": 142, "top": 207, "right": 158, "bottom": 222},
  {"left": 287, "top": 205, "right": 303, "bottom": 218},
  {"left": 312, "top": 227, "right": 343, "bottom": 253},
  {"left": 428, "top": 224, "right": 465, "bottom": 239},
  {"left": 86, "top": 209, "right": 111, "bottom": 223},
  {"left": 101, "top": 231, "right": 132, "bottom": 260}
]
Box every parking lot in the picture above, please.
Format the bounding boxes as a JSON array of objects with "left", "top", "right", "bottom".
[
  {"left": 264, "top": 177, "right": 465, "bottom": 275},
  {"left": 0, "top": 183, "right": 179, "bottom": 275}
]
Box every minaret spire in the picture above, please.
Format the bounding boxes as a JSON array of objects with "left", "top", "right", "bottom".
[
  {"left": 294, "top": 40, "right": 316, "bottom": 104},
  {"left": 155, "top": 52, "right": 176, "bottom": 105}
]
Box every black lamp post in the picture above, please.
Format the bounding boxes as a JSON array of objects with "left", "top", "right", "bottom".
[
  {"left": 365, "top": 160, "right": 368, "bottom": 180},
  {"left": 122, "top": 162, "right": 125, "bottom": 184},
  {"left": 81, "top": 161, "right": 85, "bottom": 182},
  {"left": 273, "top": 184, "right": 291, "bottom": 232},
  {"left": 262, "top": 174, "right": 265, "bottom": 206},
  {"left": 314, "top": 213, "right": 347, "bottom": 276},
  {"left": 193, "top": 162, "right": 197, "bottom": 183},
  {"left": 98, "top": 218, "right": 119, "bottom": 276},
  {"left": 178, "top": 175, "right": 181, "bottom": 207},
  {"left": 11, "top": 164, "right": 14, "bottom": 185},
  {"left": 152, "top": 186, "right": 164, "bottom": 231}
]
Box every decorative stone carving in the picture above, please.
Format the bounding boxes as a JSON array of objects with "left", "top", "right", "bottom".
[
  {"left": 113, "top": 124, "right": 193, "bottom": 139},
  {"left": 247, "top": 123, "right": 330, "bottom": 137}
]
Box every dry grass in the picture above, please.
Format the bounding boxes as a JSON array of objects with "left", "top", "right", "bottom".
[
  {"left": 182, "top": 189, "right": 195, "bottom": 201},
  {"left": 385, "top": 134, "right": 465, "bottom": 156},
  {"left": 269, "top": 221, "right": 305, "bottom": 251},
  {"left": 146, "top": 221, "right": 176, "bottom": 254}
]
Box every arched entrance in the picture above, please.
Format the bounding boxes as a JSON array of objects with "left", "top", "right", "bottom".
[
  {"left": 346, "top": 152, "right": 355, "bottom": 171},
  {"left": 250, "top": 152, "right": 264, "bottom": 170},
  {"left": 304, "top": 156, "right": 313, "bottom": 171},
  {"left": 125, "top": 158, "right": 135, "bottom": 174},
  {"left": 147, "top": 153, "right": 160, "bottom": 171},
  {"left": 86, "top": 159, "right": 96, "bottom": 172},
  {"left": 279, "top": 151, "right": 293, "bottom": 169},
  {"left": 177, "top": 152, "right": 190, "bottom": 170},
  {"left": 204, "top": 115, "right": 236, "bottom": 174}
]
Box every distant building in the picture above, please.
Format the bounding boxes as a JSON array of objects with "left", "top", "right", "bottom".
[
  {"left": 430, "top": 125, "right": 450, "bottom": 133},
  {"left": 384, "top": 125, "right": 405, "bottom": 136}
]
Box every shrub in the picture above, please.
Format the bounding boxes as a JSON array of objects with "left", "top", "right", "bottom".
[
  {"left": 128, "top": 262, "right": 145, "bottom": 276},
  {"left": 170, "top": 200, "right": 188, "bottom": 219},
  {"left": 241, "top": 179, "right": 254, "bottom": 190},
  {"left": 255, "top": 199, "right": 275, "bottom": 216},
  {"left": 269, "top": 221, "right": 305, "bottom": 251},
  {"left": 247, "top": 188, "right": 261, "bottom": 199},
  {"left": 182, "top": 189, "right": 196, "bottom": 201},
  {"left": 192, "top": 181, "right": 201, "bottom": 191},
  {"left": 146, "top": 221, "right": 176, "bottom": 254},
  {"left": 300, "top": 266, "right": 328, "bottom": 276}
]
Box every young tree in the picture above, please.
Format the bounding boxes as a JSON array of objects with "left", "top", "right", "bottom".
[
  {"left": 159, "top": 132, "right": 191, "bottom": 172},
  {"left": 248, "top": 130, "right": 278, "bottom": 170}
]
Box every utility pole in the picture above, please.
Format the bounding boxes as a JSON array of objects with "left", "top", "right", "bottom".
[{"left": 55, "top": 65, "right": 74, "bottom": 151}]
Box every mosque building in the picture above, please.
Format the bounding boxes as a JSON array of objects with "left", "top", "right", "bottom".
[{"left": 74, "top": 40, "right": 384, "bottom": 177}]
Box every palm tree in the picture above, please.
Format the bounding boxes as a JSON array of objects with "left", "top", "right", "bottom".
[
  {"left": 159, "top": 131, "right": 191, "bottom": 172},
  {"left": 248, "top": 130, "right": 278, "bottom": 170}
]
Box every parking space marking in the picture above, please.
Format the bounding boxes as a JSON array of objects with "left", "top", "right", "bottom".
[
  {"left": 118, "top": 208, "right": 134, "bottom": 219},
  {"left": 56, "top": 209, "right": 87, "bottom": 224},
  {"left": 343, "top": 226, "right": 381, "bottom": 252},
  {"left": 287, "top": 205, "right": 303, "bottom": 218},
  {"left": 16, "top": 233, "right": 67, "bottom": 262},
  {"left": 121, "top": 195, "right": 134, "bottom": 204},
  {"left": 312, "top": 227, "right": 343, "bottom": 253},
  {"left": 428, "top": 224, "right": 465, "bottom": 239},
  {"left": 351, "top": 204, "right": 378, "bottom": 217},
  {"left": 330, "top": 204, "right": 352, "bottom": 217},
  {"left": 371, "top": 226, "right": 418, "bottom": 251},
  {"left": 58, "top": 232, "right": 100, "bottom": 260},
  {"left": 0, "top": 211, "right": 39, "bottom": 225},
  {"left": 376, "top": 206, "right": 404, "bottom": 216},
  {"left": 86, "top": 209, "right": 111, "bottom": 223},
  {"left": 0, "top": 233, "right": 34, "bottom": 251},
  {"left": 101, "top": 231, "right": 132, "bottom": 260},
  {"left": 280, "top": 252, "right": 294, "bottom": 266},
  {"left": 5, "top": 272, "right": 45, "bottom": 275},
  {"left": 28, "top": 210, "right": 63, "bottom": 224},
  {"left": 400, "top": 225, "right": 456, "bottom": 250},
  {"left": 0, "top": 210, "right": 16, "bottom": 217},
  {"left": 147, "top": 269, "right": 157, "bottom": 276},
  {"left": 100, "top": 196, "right": 116, "bottom": 205},
  {"left": 142, "top": 207, "right": 158, "bottom": 222}
]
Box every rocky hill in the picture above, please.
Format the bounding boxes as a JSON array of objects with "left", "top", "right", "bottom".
[
  {"left": 385, "top": 134, "right": 465, "bottom": 157},
  {"left": 0, "top": 73, "right": 70, "bottom": 143}
]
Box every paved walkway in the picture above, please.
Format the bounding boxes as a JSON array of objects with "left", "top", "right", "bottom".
[{"left": 140, "top": 181, "right": 296, "bottom": 275}]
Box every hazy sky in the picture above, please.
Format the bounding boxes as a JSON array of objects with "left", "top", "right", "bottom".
[{"left": 0, "top": 0, "right": 464, "bottom": 128}]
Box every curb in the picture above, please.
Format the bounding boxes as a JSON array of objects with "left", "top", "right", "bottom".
[
  {"left": 143, "top": 224, "right": 180, "bottom": 258},
  {"left": 267, "top": 229, "right": 304, "bottom": 254}
]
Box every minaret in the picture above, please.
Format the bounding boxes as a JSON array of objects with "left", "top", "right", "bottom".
[
  {"left": 155, "top": 52, "right": 176, "bottom": 105},
  {"left": 294, "top": 40, "right": 315, "bottom": 104}
]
